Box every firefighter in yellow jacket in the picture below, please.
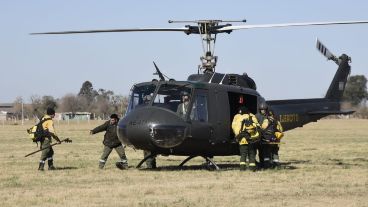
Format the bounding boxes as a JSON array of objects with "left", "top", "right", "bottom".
[
  {"left": 265, "top": 109, "right": 284, "bottom": 168},
  {"left": 231, "top": 106, "right": 260, "bottom": 171},
  {"left": 38, "top": 108, "right": 61, "bottom": 171}
]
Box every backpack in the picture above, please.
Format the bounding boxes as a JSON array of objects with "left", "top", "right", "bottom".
[
  {"left": 263, "top": 117, "right": 284, "bottom": 141},
  {"left": 264, "top": 117, "right": 277, "bottom": 135},
  {"left": 26, "top": 118, "right": 51, "bottom": 143},
  {"left": 241, "top": 114, "right": 257, "bottom": 132},
  {"left": 240, "top": 114, "right": 260, "bottom": 143}
]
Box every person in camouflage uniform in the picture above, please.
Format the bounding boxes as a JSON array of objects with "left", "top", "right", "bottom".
[
  {"left": 90, "top": 114, "right": 128, "bottom": 170},
  {"left": 142, "top": 95, "right": 157, "bottom": 169},
  {"left": 143, "top": 150, "right": 157, "bottom": 169}
]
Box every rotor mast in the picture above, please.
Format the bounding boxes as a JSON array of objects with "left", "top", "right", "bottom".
[
  {"left": 198, "top": 20, "right": 219, "bottom": 73},
  {"left": 169, "top": 19, "right": 246, "bottom": 73}
]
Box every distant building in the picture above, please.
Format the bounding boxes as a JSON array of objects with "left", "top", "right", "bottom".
[
  {"left": 59, "top": 112, "right": 92, "bottom": 121},
  {"left": 0, "top": 103, "right": 15, "bottom": 120}
]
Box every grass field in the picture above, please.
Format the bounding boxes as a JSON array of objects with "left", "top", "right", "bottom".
[{"left": 0, "top": 119, "right": 367, "bottom": 207}]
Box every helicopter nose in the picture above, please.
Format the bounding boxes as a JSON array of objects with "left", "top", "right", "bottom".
[{"left": 117, "top": 107, "right": 188, "bottom": 150}]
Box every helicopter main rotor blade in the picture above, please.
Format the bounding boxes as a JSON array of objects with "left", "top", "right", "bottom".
[
  {"left": 31, "top": 27, "right": 189, "bottom": 35},
  {"left": 217, "top": 20, "right": 368, "bottom": 32}
]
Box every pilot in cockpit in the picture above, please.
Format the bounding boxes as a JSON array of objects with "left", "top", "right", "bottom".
[
  {"left": 143, "top": 94, "right": 152, "bottom": 104},
  {"left": 177, "top": 91, "right": 191, "bottom": 118}
]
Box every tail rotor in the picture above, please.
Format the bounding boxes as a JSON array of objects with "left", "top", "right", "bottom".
[{"left": 316, "top": 38, "right": 340, "bottom": 64}]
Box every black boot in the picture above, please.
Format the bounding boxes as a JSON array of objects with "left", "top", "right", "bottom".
[
  {"left": 38, "top": 162, "right": 45, "bottom": 171},
  {"left": 249, "top": 163, "right": 257, "bottom": 172},
  {"left": 239, "top": 165, "right": 247, "bottom": 171},
  {"left": 48, "top": 159, "right": 56, "bottom": 170},
  {"left": 263, "top": 160, "right": 272, "bottom": 169},
  {"left": 116, "top": 161, "right": 128, "bottom": 170}
]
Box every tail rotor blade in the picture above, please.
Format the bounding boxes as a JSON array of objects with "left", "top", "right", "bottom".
[{"left": 316, "top": 38, "right": 338, "bottom": 64}]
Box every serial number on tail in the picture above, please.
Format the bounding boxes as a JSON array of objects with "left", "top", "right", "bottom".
[{"left": 279, "top": 114, "right": 299, "bottom": 123}]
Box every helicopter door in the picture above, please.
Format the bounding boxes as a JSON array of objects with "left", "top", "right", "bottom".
[
  {"left": 210, "top": 89, "right": 231, "bottom": 144},
  {"left": 188, "top": 90, "right": 212, "bottom": 143}
]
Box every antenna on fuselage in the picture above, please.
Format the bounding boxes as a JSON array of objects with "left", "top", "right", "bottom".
[{"left": 153, "top": 61, "right": 168, "bottom": 81}]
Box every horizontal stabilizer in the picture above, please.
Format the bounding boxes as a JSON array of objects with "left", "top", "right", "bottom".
[{"left": 308, "top": 110, "right": 355, "bottom": 115}]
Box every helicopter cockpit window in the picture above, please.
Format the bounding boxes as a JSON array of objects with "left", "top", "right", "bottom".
[
  {"left": 153, "top": 84, "right": 191, "bottom": 114},
  {"left": 190, "top": 94, "right": 208, "bottom": 122},
  {"left": 126, "top": 83, "right": 156, "bottom": 114}
]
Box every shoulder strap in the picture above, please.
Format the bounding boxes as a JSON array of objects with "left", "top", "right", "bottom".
[
  {"left": 246, "top": 114, "right": 254, "bottom": 123},
  {"left": 240, "top": 118, "right": 245, "bottom": 132},
  {"left": 265, "top": 116, "right": 276, "bottom": 131}
]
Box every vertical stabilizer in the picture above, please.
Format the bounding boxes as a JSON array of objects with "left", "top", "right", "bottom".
[
  {"left": 316, "top": 39, "right": 351, "bottom": 100},
  {"left": 325, "top": 54, "right": 351, "bottom": 100}
]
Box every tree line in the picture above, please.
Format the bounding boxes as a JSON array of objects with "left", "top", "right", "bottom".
[
  {"left": 342, "top": 75, "right": 368, "bottom": 118},
  {"left": 12, "top": 81, "right": 128, "bottom": 120}
]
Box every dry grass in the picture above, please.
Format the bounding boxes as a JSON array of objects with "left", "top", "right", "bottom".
[{"left": 0, "top": 119, "right": 367, "bottom": 207}]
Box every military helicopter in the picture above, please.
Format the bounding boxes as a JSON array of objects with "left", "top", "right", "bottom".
[{"left": 33, "top": 19, "right": 368, "bottom": 169}]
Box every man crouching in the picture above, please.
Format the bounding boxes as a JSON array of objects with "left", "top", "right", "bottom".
[{"left": 90, "top": 114, "right": 128, "bottom": 170}]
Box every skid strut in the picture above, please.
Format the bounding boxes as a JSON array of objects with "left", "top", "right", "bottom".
[{"left": 179, "top": 155, "right": 220, "bottom": 170}]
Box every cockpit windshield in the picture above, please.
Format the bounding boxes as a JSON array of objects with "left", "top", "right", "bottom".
[
  {"left": 126, "top": 83, "right": 157, "bottom": 114},
  {"left": 153, "top": 83, "right": 192, "bottom": 114},
  {"left": 126, "top": 82, "right": 192, "bottom": 116}
]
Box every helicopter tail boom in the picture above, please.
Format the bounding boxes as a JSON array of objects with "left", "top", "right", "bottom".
[{"left": 268, "top": 47, "right": 353, "bottom": 131}]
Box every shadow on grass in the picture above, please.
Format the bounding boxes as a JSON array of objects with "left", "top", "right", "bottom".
[
  {"left": 283, "top": 160, "right": 311, "bottom": 165},
  {"left": 138, "top": 164, "right": 220, "bottom": 171},
  {"left": 323, "top": 158, "right": 366, "bottom": 167},
  {"left": 138, "top": 162, "right": 298, "bottom": 171},
  {"left": 53, "top": 166, "right": 78, "bottom": 170}
]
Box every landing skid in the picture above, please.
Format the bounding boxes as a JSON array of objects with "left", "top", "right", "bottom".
[
  {"left": 137, "top": 154, "right": 220, "bottom": 170},
  {"left": 179, "top": 155, "right": 220, "bottom": 170}
]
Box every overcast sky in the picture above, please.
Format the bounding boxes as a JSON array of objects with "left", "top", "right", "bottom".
[{"left": 1, "top": 1, "right": 367, "bottom": 103}]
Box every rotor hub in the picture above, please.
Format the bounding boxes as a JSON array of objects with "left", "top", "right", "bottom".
[{"left": 169, "top": 19, "right": 246, "bottom": 73}]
